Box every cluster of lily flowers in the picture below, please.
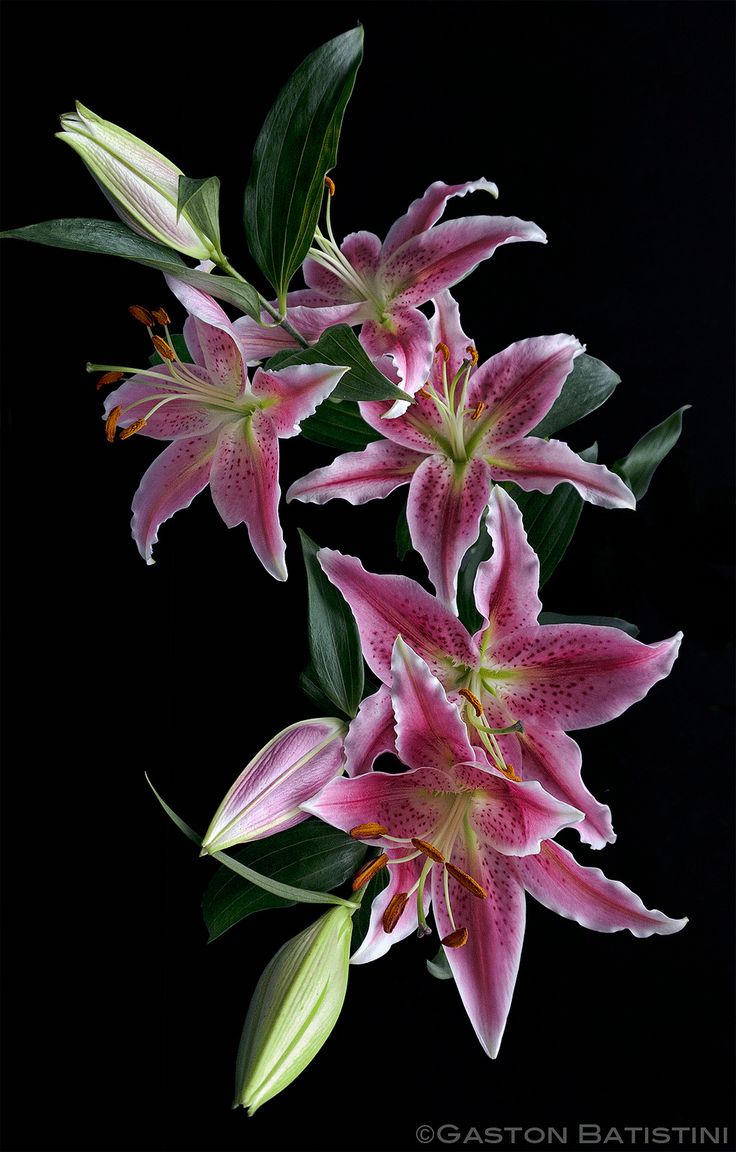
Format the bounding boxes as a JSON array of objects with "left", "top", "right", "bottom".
[{"left": 25, "top": 92, "right": 685, "bottom": 1115}]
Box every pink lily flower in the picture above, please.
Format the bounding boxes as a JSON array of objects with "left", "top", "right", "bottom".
[
  {"left": 233, "top": 180, "right": 546, "bottom": 400},
  {"left": 317, "top": 486, "right": 683, "bottom": 848},
  {"left": 304, "top": 637, "right": 686, "bottom": 1058},
  {"left": 100, "top": 279, "right": 347, "bottom": 578},
  {"left": 288, "top": 290, "right": 634, "bottom": 611}
]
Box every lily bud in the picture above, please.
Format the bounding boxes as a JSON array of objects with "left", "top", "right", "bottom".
[
  {"left": 235, "top": 905, "right": 352, "bottom": 1114},
  {"left": 200, "top": 718, "right": 346, "bottom": 854},
  {"left": 56, "top": 102, "right": 217, "bottom": 260}
]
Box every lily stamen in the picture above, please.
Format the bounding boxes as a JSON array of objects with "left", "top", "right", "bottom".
[
  {"left": 411, "top": 837, "right": 445, "bottom": 864},
  {"left": 351, "top": 853, "right": 389, "bottom": 891},
  {"left": 151, "top": 334, "right": 176, "bottom": 361},
  {"left": 435, "top": 342, "right": 450, "bottom": 363},
  {"left": 324, "top": 176, "right": 335, "bottom": 197},
  {"left": 119, "top": 418, "right": 147, "bottom": 440},
  {"left": 128, "top": 304, "right": 155, "bottom": 327},
  {"left": 445, "top": 863, "right": 488, "bottom": 900},
  {"left": 96, "top": 371, "right": 123, "bottom": 390},
  {"left": 459, "top": 688, "right": 484, "bottom": 717},
  {"left": 152, "top": 306, "right": 171, "bottom": 326},
  {"left": 105, "top": 405, "right": 122, "bottom": 442},
  {"left": 383, "top": 892, "right": 410, "bottom": 933},
  {"left": 350, "top": 823, "right": 389, "bottom": 839},
  {"left": 441, "top": 927, "right": 469, "bottom": 949},
  {"left": 470, "top": 401, "right": 485, "bottom": 420}
]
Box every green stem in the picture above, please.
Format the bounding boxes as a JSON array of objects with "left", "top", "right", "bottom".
[{"left": 218, "top": 258, "right": 309, "bottom": 349}]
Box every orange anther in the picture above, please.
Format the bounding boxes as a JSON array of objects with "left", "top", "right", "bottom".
[
  {"left": 441, "top": 927, "right": 469, "bottom": 949},
  {"left": 351, "top": 854, "right": 389, "bottom": 891},
  {"left": 350, "top": 823, "right": 388, "bottom": 840},
  {"left": 151, "top": 335, "right": 176, "bottom": 361},
  {"left": 96, "top": 371, "right": 123, "bottom": 391},
  {"left": 466, "top": 345, "right": 479, "bottom": 366},
  {"left": 416, "top": 387, "right": 432, "bottom": 400},
  {"left": 470, "top": 401, "right": 486, "bottom": 421},
  {"left": 382, "top": 892, "right": 409, "bottom": 934},
  {"left": 459, "top": 688, "right": 483, "bottom": 717},
  {"left": 324, "top": 176, "right": 336, "bottom": 196},
  {"left": 105, "top": 405, "right": 122, "bottom": 443},
  {"left": 411, "top": 838, "right": 445, "bottom": 864},
  {"left": 445, "top": 863, "right": 488, "bottom": 900},
  {"left": 128, "top": 305, "right": 154, "bottom": 327},
  {"left": 435, "top": 342, "right": 450, "bottom": 363},
  {"left": 152, "top": 306, "right": 171, "bottom": 326},
  {"left": 119, "top": 418, "right": 147, "bottom": 440}
]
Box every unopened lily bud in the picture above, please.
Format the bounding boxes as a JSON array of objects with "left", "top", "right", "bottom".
[
  {"left": 235, "top": 905, "right": 352, "bottom": 1114},
  {"left": 200, "top": 718, "right": 346, "bottom": 854},
  {"left": 56, "top": 102, "right": 218, "bottom": 260}
]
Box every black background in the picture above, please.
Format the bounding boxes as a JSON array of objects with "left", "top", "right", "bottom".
[{"left": 1, "top": 3, "right": 734, "bottom": 1151}]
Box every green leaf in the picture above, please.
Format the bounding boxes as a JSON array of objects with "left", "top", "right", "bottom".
[
  {"left": 456, "top": 507, "right": 492, "bottom": 632},
  {"left": 2, "top": 218, "right": 261, "bottom": 319},
  {"left": 177, "top": 175, "right": 222, "bottom": 258},
  {"left": 350, "top": 865, "right": 389, "bottom": 954},
  {"left": 509, "top": 444, "right": 599, "bottom": 589},
  {"left": 211, "top": 849, "right": 359, "bottom": 914},
  {"left": 395, "top": 503, "right": 412, "bottom": 561},
  {"left": 145, "top": 773, "right": 202, "bottom": 846},
  {"left": 300, "top": 398, "right": 382, "bottom": 451},
  {"left": 426, "top": 948, "right": 454, "bottom": 981},
  {"left": 613, "top": 405, "right": 690, "bottom": 500},
  {"left": 298, "top": 662, "right": 343, "bottom": 715},
  {"left": 268, "top": 324, "right": 410, "bottom": 404},
  {"left": 532, "top": 354, "right": 621, "bottom": 439},
  {"left": 244, "top": 27, "right": 364, "bottom": 308},
  {"left": 538, "top": 612, "right": 639, "bottom": 638},
  {"left": 203, "top": 822, "right": 366, "bottom": 942},
  {"left": 299, "top": 530, "right": 364, "bottom": 718}
]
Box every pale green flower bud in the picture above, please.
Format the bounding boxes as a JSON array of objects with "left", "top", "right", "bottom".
[
  {"left": 56, "top": 102, "right": 217, "bottom": 260},
  {"left": 235, "top": 905, "right": 352, "bottom": 1114}
]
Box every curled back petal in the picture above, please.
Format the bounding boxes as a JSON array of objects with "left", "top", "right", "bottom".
[{"left": 131, "top": 432, "right": 218, "bottom": 564}]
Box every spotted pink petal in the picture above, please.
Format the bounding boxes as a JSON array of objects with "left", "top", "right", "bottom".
[
  {"left": 251, "top": 363, "right": 347, "bottom": 439},
  {"left": 469, "top": 334, "right": 583, "bottom": 447},
  {"left": 513, "top": 840, "right": 688, "bottom": 937},
  {"left": 433, "top": 840, "right": 526, "bottom": 1058},
  {"left": 473, "top": 486, "right": 541, "bottom": 643},
  {"left": 164, "top": 276, "right": 246, "bottom": 393},
  {"left": 301, "top": 766, "right": 452, "bottom": 846},
  {"left": 390, "top": 637, "right": 475, "bottom": 773},
  {"left": 516, "top": 726, "right": 615, "bottom": 849},
  {"left": 487, "top": 436, "right": 636, "bottom": 510},
  {"left": 381, "top": 179, "right": 499, "bottom": 259},
  {"left": 131, "top": 432, "right": 218, "bottom": 564},
  {"left": 339, "top": 230, "right": 384, "bottom": 284},
  {"left": 407, "top": 453, "right": 492, "bottom": 612},
  {"left": 490, "top": 625, "right": 683, "bottom": 731},
  {"left": 383, "top": 215, "right": 547, "bottom": 308},
  {"left": 286, "top": 440, "right": 424, "bottom": 506},
  {"left": 358, "top": 395, "right": 441, "bottom": 455},
  {"left": 208, "top": 412, "right": 286, "bottom": 581},
  {"left": 360, "top": 307, "right": 434, "bottom": 399},
  {"left": 316, "top": 549, "right": 481, "bottom": 685},
  {"left": 303, "top": 230, "right": 383, "bottom": 300},
  {"left": 429, "top": 289, "right": 475, "bottom": 377},
  {"left": 103, "top": 370, "right": 228, "bottom": 441},
  {"left": 449, "top": 762, "right": 582, "bottom": 856},
  {"left": 343, "top": 686, "right": 397, "bottom": 777},
  {"left": 200, "top": 718, "right": 346, "bottom": 853},
  {"left": 351, "top": 851, "right": 426, "bottom": 965}
]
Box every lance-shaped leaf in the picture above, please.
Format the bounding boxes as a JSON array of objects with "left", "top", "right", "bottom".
[
  {"left": 300, "top": 530, "right": 364, "bottom": 717},
  {"left": 203, "top": 821, "right": 367, "bottom": 942},
  {"left": 244, "top": 26, "right": 364, "bottom": 310},
  {"left": 300, "top": 398, "right": 381, "bottom": 451},
  {"left": 177, "top": 175, "right": 223, "bottom": 259},
  {"left": 613, "top": 405, "right": 690, "bottom": 499},
  {"left": 539, "top": 612, "right": 639, "bottom": 638},
  {"left": 427, "top": 948, "right": 455, "bottom": 981},
  {"left": 1, "top": 218, "right": 261, "bottom": 319},
  {"left": 267, "top": 324, "right": 410, "bottom": 404},
  {"left": 201, "top": 718, "right": 346, "bottom": 853},
  {"left": 531, "top": 353, "right": 621, "bottom": 439}
]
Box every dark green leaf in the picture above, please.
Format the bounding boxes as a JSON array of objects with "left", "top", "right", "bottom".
[
  {"left": 613, "top": 405, "right": 690, "bottom": 500},
  {"left": 244, "top": 27, "right": 364, "bottom": 308},
  {"left": 395, "top": 503, "right": 412, "bottom": 561},
  {"left": 508, "top": 445, "right": 598, "bottom": 589},
  {"left": 350, "top": 864, "right": 389, "bottom": 954},
  {"left": 298, "top": 662, "right": 344, "bottom": 715},
  {"left": 426, "top": 948, "right": 454, "bottom": 981},
  {"left": 268, "top": 324, "right": 410, "bottom": 404},
  {"left": 299, "top": 530, "right": 364, "bottom": 718},
  {"left": 148, "top": 333, "right": 191, "bottom": 366},
  {"left": 300, "top": 398, "right": 382, "bottom": 451},
  {"left": 532, "top": 354, "right": 621, "bottom": 439},
  {"left": 177, "top": 175, "right": 222, "bottom": 258},
  {"left": 203, "top": 822, "right": 366, "bottom": 942},
  {"left": 2, "top": 218, "right": 260, "bottom": 319},
  {"left": 538, "top": 612, "right": 639, "bottom": 638},
  {"left": 456, "top": 508, "right": 492, "bottom": 633}
]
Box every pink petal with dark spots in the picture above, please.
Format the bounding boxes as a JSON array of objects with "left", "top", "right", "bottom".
[
  {"left": 344, "top": 686, "right": 397, "bottom": 777},
  {"left": 359, "top": 395, "right": 442, "bottom": 455},
  {"left": 201, "top": 718, "right": 346, "bottom": 852},
  {"left": 490, "top": 624, "right": 683, "bottom": 730},
  {"left": 488, "top": 437, "right": 636, "bottom": 510},
  {"left": 316, "top": 549, "right": 481, "bottom": 685},
  {"left": 407, "top": 453, "right": 492, "bottom": 612},
  {"left": 429, "top": 289, "right": 475, "bottom": 380},
  {"left": 473, "top": 486, "right": 542, "bottom": 642},
  {"left": 516, "top": 726, "right": 615, "bottom": 849},
  {"left": 381, "top": 179, "right": 499, "bottom": 259},
  {"left": 131, "top": 433, "right": 218, "bottom": 564},
  {"left": 287, "top": 440, "right": 423, "bottom": 506},
  {"left": 104, "top": 370, "right": 228, "bottom": 440},
  {"left": 360, "top": 307, "right": 434, "bottom": 398},
  {"left": 433, "top": 840, "right": 526, "bottom": 1058},
  {"left": 164, "top": 276, "right": 246, "bottom": 393},
  {"left": 383, "top": 216, "right": 547, "bottom": 308},
  {"left": 301, "top": 766, "right": 453, "bottom": 846},
  {"left": 513, "top": 840, "right": 688, "bottom": 936},
  {"left": 351, "top": 851, "right": 427, "bottom": 965},
  {"left": 251, "top": 362, "right": 347, "bottom": 439},
  {"left": 209, "top": 412, "right": 287, "bottom": 581},
  {"left": 390, "top": 638, "right": 475, "bottom": 773}
]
